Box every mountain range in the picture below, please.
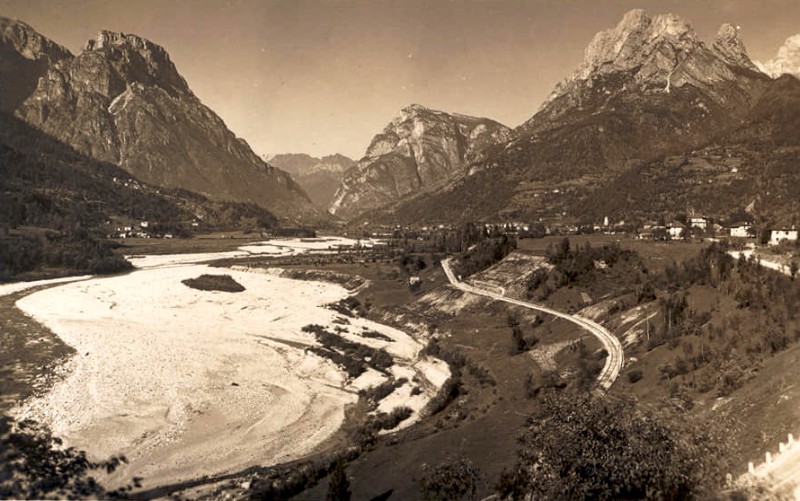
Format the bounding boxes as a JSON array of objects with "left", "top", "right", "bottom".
[
  {"left": 332, "top": 10, "right": 800, "bottom": 227},
  {"left": 3, "top": 10, "right": 800, "bottom": 233}
]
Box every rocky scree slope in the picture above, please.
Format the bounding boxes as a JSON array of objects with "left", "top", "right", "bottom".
[
  {"left": 329, "top": 104, "right": 512, "bottom": 219},
  {"left": 0, "top": 18, "right": 316, "bottom": 221}
]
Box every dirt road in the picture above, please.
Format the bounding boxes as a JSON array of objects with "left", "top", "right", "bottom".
[{"left": 441, "top": 258, "right": 623, "bottom": 390}]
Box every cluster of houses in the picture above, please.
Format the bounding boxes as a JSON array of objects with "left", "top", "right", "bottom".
[
  {"left": 108, "top": 221, "right": 174, "bottom": 239},
  {"left": 638, "top": 216, "right": 722, "bottom": 240},
  {"left": 637, "top": 217, "right": 800, "bottom": 246},
  {"left": 358, "top": 217, "right": 800, "bottom": 248}
]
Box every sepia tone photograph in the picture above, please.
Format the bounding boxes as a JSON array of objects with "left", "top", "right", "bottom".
[{"left": 2, "top": 0, "right": 800, "bottom": 499}]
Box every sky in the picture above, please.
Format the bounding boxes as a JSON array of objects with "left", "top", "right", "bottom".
[{"left": 2, "top": 0, "right": 800, "bottom": 159}]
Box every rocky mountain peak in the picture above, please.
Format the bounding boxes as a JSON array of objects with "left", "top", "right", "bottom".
[
  {"left": 713, "top": 23, "right": 759, "bottom": 72},
  {"left": 758, "top": 34, "right": 800, "bottom": 79},
  {"left": 330, "top": 105, "right": 511, "bottom": 217},
  {"left": 531, "top": 9, "right": 767, "bottom": 128},
  {"left": 2, "top": 19, "right": 315, "bottom": 220},
  {"left": 402, "top": 103, "right": 429, "bottom": 113},
  {"left": 578, "top": 10, "right": 698, "bottom": 80},
  {"left": 1, "top": 17, "right": 73, "bottom": 112},
  {"left": 1, "top": 17, "right": 72, "bottom": 62},
  {"left": 80, "top": 29, "right": 189, "bottom": 95}
]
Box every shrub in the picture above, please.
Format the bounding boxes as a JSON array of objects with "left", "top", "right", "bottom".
[
  {"left": 359, "top": 378, "right": 407, "bottom": 405},
  {"left": 419, "top": 457, "right": 482, "bottom": 501},
  {"left": 425, "top": 376, "right": 461, "bottom": 416},
  {"left": 304, "top": 325, "right": 395, "bottom": 376},
  {"left": 627, "top": 369, "right": 643, "bottom": 384},
  {"left": 326, "top": 460, "right": 351, "bottom": 501}
]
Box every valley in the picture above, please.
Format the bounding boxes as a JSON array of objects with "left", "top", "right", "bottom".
[{"left": 3, "top": 3, "right": 800, "bottom": 500}]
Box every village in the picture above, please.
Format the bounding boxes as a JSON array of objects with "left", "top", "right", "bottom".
[{"left": 350, "top": 217, "right": 799, "bottom": 247}]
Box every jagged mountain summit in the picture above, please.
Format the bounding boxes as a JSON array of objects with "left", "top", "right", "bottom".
[
  {"left": 758, "top": 34, "right": 800, "bottom": 79},
  {"left": 0, "top": 18, "right": 316, "bottom": 221},
  {"left": 373, "top": 9, "right": 780, "bottom": 225},
  {"left": 267, "top": 153, "right": 355, "bottom": 208},
  {"left": 525, "top": 9, "right": 768, "bottom": 136},
  {"left": 330, "top": 104, "right": 512, "bottom": 219}
]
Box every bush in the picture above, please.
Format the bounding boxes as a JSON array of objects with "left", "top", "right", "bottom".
[
  {"left": 359, "top": 378, "right": 407, "bottom": 406},
  {"left": 419, "top": 457, "right": 482, "bottom": 501},
  {"left": 627, "top": 369, "right": 643, "bottom": 384},
  {"left": 326, "top": 460, "right": 351, "bottom": 501},
  {"left": 88, "top": 255, "right": 133, "bottom": 275},
  {"left": 425, "top": 376, "right": 461, "bottom": 416},
  {"left": 303, "top": 324, "right": 395, "bottom": 377},
  {"left": 452, "top": 235, "right": 517, "bottom": 278}
]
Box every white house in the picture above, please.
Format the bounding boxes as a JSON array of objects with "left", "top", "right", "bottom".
[
  {"left": 667, "top": 222, "right": 686, "bottom": 240},
  {"left": 769, "top": 229, "right": 799, "bottom": 246},
  {"left": 690, "top": 217, "right": 708, "bottom": 230},
  {"left": 729, "top": 224, "right": 753, "bottom": 238}
]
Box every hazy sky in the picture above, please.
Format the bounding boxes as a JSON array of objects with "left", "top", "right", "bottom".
[{"left": 2, "top": 0, "right": 800, "bottom": 159}]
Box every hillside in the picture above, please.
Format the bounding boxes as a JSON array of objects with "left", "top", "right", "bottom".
[
  {"left": 0, "top": 112, "right": 278, "bottom": 280},
  {"left": 0, "top": 17, "right": 318, "bottom": 222}
]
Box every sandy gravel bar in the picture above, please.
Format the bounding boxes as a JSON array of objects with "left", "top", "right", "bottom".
[{"left": 12, "top": 262, "right": 422, "bottom": 488}]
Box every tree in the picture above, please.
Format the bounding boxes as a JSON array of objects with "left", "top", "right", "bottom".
[
  {"left": 419, "top": 457, "right": 482, "bottom": 501},
  {"left": 495, "top": 392, "right": 722, "bottom": 501},
  {"left": 0, "top": 415, "right": 133, "bottom": 499},
  {"left": 511, "top": 325, "right": 526, "bottom": 355},
  {"left": 326, "top": 460, "right": 351, "bottom": 501}
]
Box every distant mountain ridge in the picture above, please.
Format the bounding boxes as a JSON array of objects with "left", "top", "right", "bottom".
[
  {"left": 330, "top": 104, "right": 512, "bottom": 219},
  {"left": 267, "top": 153, "right": 355, "bottom": 208},
  {"left": 0, "top": 17, "right": 317, "bottom": 222}
]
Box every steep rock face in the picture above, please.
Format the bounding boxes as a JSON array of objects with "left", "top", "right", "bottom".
[
  {"left": 268, "top": 153, "right": 355, "bottom": 208},
  {"left": 758, "top": 35, "right": 800, "bottom": 79},
  {"left": 0, "top": 17, "right": 72, "bottom": 112},
  {"left": 1, "top": 20, "right": 316, "bottom": 220},
  {"left": 330, "top": 104, "right": 511, "bottom": 218}
]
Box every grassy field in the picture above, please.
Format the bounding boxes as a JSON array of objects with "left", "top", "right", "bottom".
[{"left": 117, "top": 233, "right": 262, "bottom": 256}]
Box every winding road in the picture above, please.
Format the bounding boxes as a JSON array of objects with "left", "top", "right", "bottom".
[{"left": 441, "top": 258, "right": 624, "bottom": 391}]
